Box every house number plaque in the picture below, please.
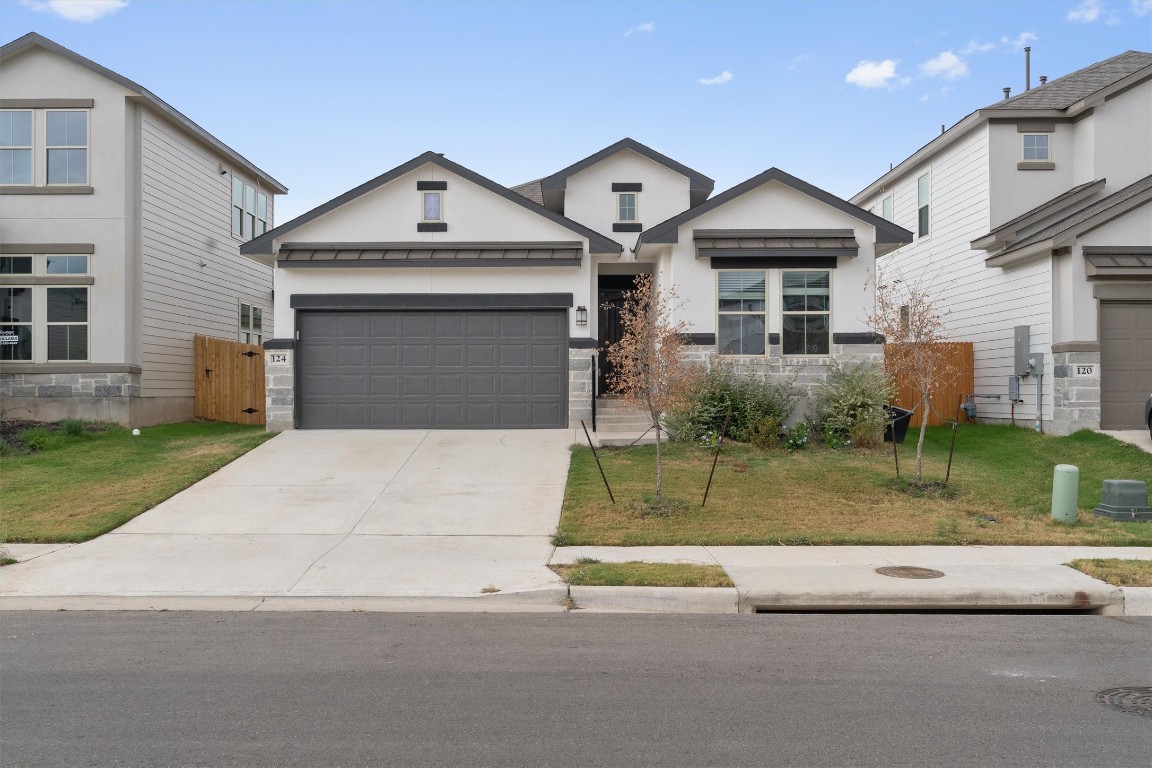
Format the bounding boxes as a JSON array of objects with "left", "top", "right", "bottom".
[
  {"left": 1073, "top": 364, "right": 1096, "bottom": 377},
  {"left": 270, "top": 354, "right": 288, "bottom": 364}
]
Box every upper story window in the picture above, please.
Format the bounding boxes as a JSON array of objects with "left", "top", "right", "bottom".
[
  {"left": 231, "top": 176, "right": 269, "bottom": 240},
  {"left": 1022, "top": 133, "right": 1050, "bottom": 162},
  {"left": 617, "top": 192, "right": 637, "bottom": 222},
  {"left": 917, "top": 173, "right": 930, "bottom": 237},
  {"left": 1, "top": 108, "right": 89, "bottom": 187},
  {"left": 422, "top": 191, "right": 443, "bottom": 222},
  {"left": 782, "top": 271, "right": 830, "bottom": 356},
  {"left": 881, "top": 196, "right": 893, "bottom": 222},
  {"left": 717, "top": 271, "right": 766, "bottom": 356}
]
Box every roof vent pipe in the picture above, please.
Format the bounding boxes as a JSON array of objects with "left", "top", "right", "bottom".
[
  {"left": 1003, "top": 87, "right": 1012, "bottom": 100},
  {"left": 1025, "top": 46, "right": 1031, "bottom": 90},
  {"left": 941, "top": 124, "right": 946, "bottom": 134},
  {"left": 1040, "top": 75, "right": 1048, "bottom": 85}
]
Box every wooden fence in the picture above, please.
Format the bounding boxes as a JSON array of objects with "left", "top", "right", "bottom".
[
  {"left": 193, "top": 335, "right": 266, "bottom": 425},
  {"left": 885, "top": 342, "right": 975, "bottom": 427}
]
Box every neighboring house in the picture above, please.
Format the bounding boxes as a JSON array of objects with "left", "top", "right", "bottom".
[
  {"left": 0, "top": 33, "right": 286, "bottom": 425},
  {"left": 242, "top": 138, "right": 911, "bottom": 431},
  {"left": 852, "top": 50, "right": 1152, "bottom": 434}
]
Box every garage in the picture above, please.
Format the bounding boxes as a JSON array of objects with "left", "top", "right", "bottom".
[
  {"left": 296, "top": 306, "right": 568, "bottom": 429},
  {"left": 1100, "top": 301, "right": 1152, "bottom": 429}
]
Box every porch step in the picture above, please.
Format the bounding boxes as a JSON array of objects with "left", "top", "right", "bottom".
[
  {"left": 595, "top": 429, "right": 663, "bottom": 448},
  {"left": 595, "top": 413, "right": 654, "bottom": 427}
]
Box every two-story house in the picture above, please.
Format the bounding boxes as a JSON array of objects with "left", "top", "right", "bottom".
[
  {"left": 852, "top": 50, "right": 1152, "bottom": 435},
  {"left": 242, "top": 138, "right": 910, "bottom": 432},
  {"left": 0, "top": 33, "right": 286, "bottom": 426}
]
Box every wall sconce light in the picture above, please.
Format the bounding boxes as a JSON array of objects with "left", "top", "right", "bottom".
[{"left": 576, "top": 306, "right": 588, "bottom": 326}]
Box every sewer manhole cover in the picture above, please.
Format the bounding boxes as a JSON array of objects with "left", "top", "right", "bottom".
[
  {"left": 875, "top": 566, "right": 945, "bottom": 579},
  {"left": 1095, "top": 687, "right": 1152, "bottom": 717}
]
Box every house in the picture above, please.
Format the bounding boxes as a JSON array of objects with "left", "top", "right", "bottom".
[
  {"left": 0, "top": 33, "right": 286, "bottom": 426},
  {"left": 242, "top": 138, "right": 911, "bottom": 431},
  {"left": 851, "top": 50, "right": 1152, "bottom": 434}
]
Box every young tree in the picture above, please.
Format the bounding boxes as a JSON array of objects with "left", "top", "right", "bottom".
[
  {"left": 868, "top": 267, "right": 958, "bottom": 482},
  {"left": 605, "top": 273, "right": 697, "bottom": 507}
]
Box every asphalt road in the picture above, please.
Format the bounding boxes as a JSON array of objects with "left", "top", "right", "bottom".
[{"left": 1, "top": 612, "right": 1148, "bottom": 768}]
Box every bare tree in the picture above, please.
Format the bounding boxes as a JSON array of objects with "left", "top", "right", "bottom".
[
  {"left": 868, "top": 267, "right": 958, "bottom": 482},
  {"left": 605, "top": 273, "right": 697, "bottom": 506}
]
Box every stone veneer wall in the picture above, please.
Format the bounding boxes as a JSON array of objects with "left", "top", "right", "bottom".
[
  {"left": 1050, "top": 349, "right": 1102, "bottom": 435},
  {"left": 568, "top": 347, "right": 594, "bottom": 426},
  {"left": 264, "top": 346, "right": 295, "bottom": 432},
  {"left": 0, "top": 371, "right": 141, "bottom": 425}
]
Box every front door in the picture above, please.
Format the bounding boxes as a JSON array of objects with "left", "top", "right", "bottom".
[{"left": 597, "top": 275, "right": 639, "bottom": 393}]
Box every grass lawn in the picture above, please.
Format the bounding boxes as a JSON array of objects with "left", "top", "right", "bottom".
[
  {"left": 1067, "top": 559, "right": 1152, "bottom": 587},
  {"left": 1, "top": 421, "right": 273, "bottom": 543},
  {"left": 550, "top": 561, "right": 734, "bottom": 587},
  {"left": 558, "top": 425, "right": 1152, "bottom": 547}
]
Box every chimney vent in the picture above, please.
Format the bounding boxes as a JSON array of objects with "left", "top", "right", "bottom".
[
  {"left": 1003, "top": 87, "right": 1012, "bottom": 99},
  {"left": 1040, "top": 75, "right": 1048, "bottom": 85},
  {"left": 1025, "top": 46, "right": 1031, "bottom": 90}
]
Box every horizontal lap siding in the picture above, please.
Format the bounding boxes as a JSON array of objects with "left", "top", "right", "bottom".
[
  {"left": 873, "top": 127, "right": 1053, "bottom": 422},
  {"left": 139, "top": 112, "right": 273, "bottom": 398}
]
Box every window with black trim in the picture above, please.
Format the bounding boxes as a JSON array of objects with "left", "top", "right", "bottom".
[
  {"left": 917, "top": 174, "right": 930, "bottom": 237},
  {"left": 781, "top": 271, "right": 830, "bottom": 356},
  {"left": 717, "top": 271, "right": 766, "bottom": 355}
]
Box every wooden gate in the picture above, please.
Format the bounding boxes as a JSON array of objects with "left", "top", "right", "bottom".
[
  {"left": 194, "top": 335, "right": 266, "bottom": 425},
  {"left": 885, "top": 342, "right": 975, "bottom": 427}
]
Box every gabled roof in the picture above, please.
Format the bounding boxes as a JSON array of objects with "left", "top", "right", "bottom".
[
  {"left": 538, "top": 138, "right": 715, "bottom": 208},
  {"left": 510, "top": 178, "right": 545, "bottom": 205},
  {"left": 0, "top": 32, "right": 287, "bottom": 194},
  {"left": 971, "top": 178, "right": 1106, "bottom": 250},
  {"left": 852, "top": 49, "right": 1151, "bottom": 205},
  {"left": 638, "top": 167, "right": 912, "bottom": 254},
  {"left": 240, "top": 151, "right": 623, "bottom": 256},
  {"left": 987, "top": 174, "right": 1152, "bottom": 267}
]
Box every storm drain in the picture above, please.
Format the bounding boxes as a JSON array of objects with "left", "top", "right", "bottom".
[
  {"left": 1095, "top": 687, "right": 1152, "bottom": 717},
  {"left": 875, "top": 566, "right": 945, "bottom": 579}
]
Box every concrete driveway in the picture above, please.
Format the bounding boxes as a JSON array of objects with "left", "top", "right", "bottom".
[{"left": 0, "top": 430, "right": 574, "bottom": 607}]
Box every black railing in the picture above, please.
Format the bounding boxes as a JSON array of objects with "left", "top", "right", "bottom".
[{"left": 590, "top": 354, "right": 597, "bottom": 433}]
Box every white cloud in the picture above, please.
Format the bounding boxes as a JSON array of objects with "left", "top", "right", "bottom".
[
  {"left": 1067, "top": 0, "right": 1104, "bottom": 21},
  {"left": 20, "top": 0, "right": 128, "bottom": 22},
  {"left": 787, "top": 53, "right": 812, "bottom": 71},
  {"left": 624, "top": 21, "right": 654, "bottom": 37},
  {"left": 1134, "top": 0, "right": 1152, "bottom": 17},
  {"left": 1000, "top": 32, "right": 1039, "bottom": 51},
  {"left": 961, "top": 39, "right": 996, "bottom": 55},
  {"left": 698, "top": 70, "right": 733, "bottom": 86},
  {"left": 845, "top": 59, "right": 906, "bottom": 89},
  {"left": 920, "top": 50, "right": 968, "bottom": 80}
]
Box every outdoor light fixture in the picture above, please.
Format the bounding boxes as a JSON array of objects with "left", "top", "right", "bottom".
[{"left": 576, "top": 306, "right": 588, "bottom": 326}]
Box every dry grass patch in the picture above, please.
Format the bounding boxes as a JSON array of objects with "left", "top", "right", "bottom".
[
  {"left": 559, "top": 426, "right": 1152, "bottom": 547},
  {"left": 1068, "top": 559, "right": 1152, "bottom": 587},
  {"left": 550, "top": 561, "right": 733, "bottom": 588}
]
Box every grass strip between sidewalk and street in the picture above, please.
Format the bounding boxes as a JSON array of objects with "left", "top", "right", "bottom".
[
  {"left": 1067, "top": 559, "right": 1152, "bottom": 587},
  {"left": 559, "top": 425, "right": 1152, "bottom": 547},
  {"left": 550, "top": 561, "right": 734, "bottom": 588},
  {"left": 1, "top": 421, "right": 273, "bottom": 543}
]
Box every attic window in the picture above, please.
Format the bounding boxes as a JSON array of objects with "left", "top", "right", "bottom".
[
  {"left": 422, "top": 191, "right": 443, "bottom": 221},
  {"left": 1022, "top": 134, "right": 1050, "bottom": 161}
]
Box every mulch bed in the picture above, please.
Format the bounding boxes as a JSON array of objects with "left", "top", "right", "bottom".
[{"left": 0, "top": 419, "right": 54, "bottom": 452}]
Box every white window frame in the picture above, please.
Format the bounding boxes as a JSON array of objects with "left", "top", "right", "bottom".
[
  {"left": 716, "top": 270, "right": 768, "bottom": 357},
  {"left": 617, "top": 192, "right": 638, "bottom": 223},
  {"left": 1, "top": 282, "right": 34, "bottom": 362},
  {"left": 0, "top": 253, "right": 91, "bottom": 362},
  {"left": 0, "top": 109, "right": 33, "bottom": 186},
  {"left": 44, "top": 109, "right": 89, "bottom": 186},
  {"left": 45, "top": 286, "right": 89, "bottom": 362},
  {"left": 421, "top": 191, "right": 443, "bottom": 222},
  {"left": 917, "top": 173, "right": 930, "bottom": 238},
  {"left": 1021, "top": 133, "right": 1051, "bottom": 162},
  {"left": 239, "top": 301, "right": 264, "bottom": 345},
  {"left": 780, "top": 269, "right": 832, "bottom": 358},
  {"left": 231, "top": 176, "right": 270, "bottom": 241},
  {"left": 881, "top": 195, "right": 893, "bottom": 222}
]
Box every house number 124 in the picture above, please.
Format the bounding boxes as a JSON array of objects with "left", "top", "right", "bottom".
[{"left": 270, "top": 354, "right": 287, "bottom": 364}]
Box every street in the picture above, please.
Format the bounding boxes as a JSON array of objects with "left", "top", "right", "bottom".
[{"left": 1, "top": 612, "right": 1148, "bottom": 767}]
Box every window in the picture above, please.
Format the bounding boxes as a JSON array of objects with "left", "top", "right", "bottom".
[
  {"left": 422, "top": 191, "right": 442, "bottom": 222},
  {"left": 881, "top": 196, "right": 893, "bottom": 222},
  {"left": 781, "top": 271, "right": 830, "bottom": 356},
  {"left": 240, "top": 302, "right": 263, "bottom": 344},
  {"left": 46, "top": 111, "right": 87, "bottom": 184},
  {"left": 0, "top": 254, "right": 90, "bottom": 362},
  {"left": 0, "top": 111, "right": 32, "bottom": 185},
  {"left": 917, "top": 174, "right": 930, "bottom": 237},
  {"left": 617, "top": 192, "right": 637, "bottom": 222},
  {"left": 231, "top": 176, "right": 270, "bottom": 240},
  {"left": 1022, "top": 133, "right": 1050, "bottom": 161},
  {"left": 717, "top": 272, "right": 766, "bottom": 355}
]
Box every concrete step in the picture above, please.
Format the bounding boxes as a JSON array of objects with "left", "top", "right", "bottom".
[
  {"left": 594, "top": 429, "right": 662, "bottom": 447},
  {"left": 594, "top": 414, "right": 654, "bottom": 426}
]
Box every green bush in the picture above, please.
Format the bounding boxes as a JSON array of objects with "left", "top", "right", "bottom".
[
  {"left": 784, "top": 420, "right": 812, "bottom": 451},
  {"left": 19, "top": 429, "right": 51, "bottom": 451},
  {"left": 60, "top": 419, "right": 88, "bottom": 438},
  {"left": 665, "top": 366, "right": 798, "bottom": 444},
  {"left": 811, "top": 363, "right": 893, "bottom": 448}
]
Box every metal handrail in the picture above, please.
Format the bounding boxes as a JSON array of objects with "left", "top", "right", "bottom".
[{"left": 590, "top": 354, "right": 597, "bottom": 433}]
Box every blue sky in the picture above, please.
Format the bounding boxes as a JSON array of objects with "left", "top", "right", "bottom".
[{"left": 2, "top": 0, "right": 1150, "bottom": 221}]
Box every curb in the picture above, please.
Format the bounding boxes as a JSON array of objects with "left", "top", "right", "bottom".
[
  {"left": 568, "top": 586, "right": 738, "bottom": 613},
  {"left": 1120, "top": 587, "right": 1152, "bottom": 616}
]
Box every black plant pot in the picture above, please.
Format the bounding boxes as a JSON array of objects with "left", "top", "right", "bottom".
[{"left": 884, "top": 406, "right": 914, "bottom": 444}]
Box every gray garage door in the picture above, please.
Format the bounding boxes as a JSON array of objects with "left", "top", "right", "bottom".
[
  {"left": 1100, "top": 301, "right": 1152, "bottom": 429},
  {"left": 297, "top": 310, "right": 568, "bottom": 429}
]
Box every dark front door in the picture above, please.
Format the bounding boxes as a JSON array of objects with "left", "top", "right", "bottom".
[{"left": 598, "top": 275, "right": 640, "bottom": 393}]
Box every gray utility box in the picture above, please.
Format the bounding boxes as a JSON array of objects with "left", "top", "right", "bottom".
[
  {"left": 1093, "top": 480, "right": 1152, "bottom": 522},
  {"left": 1014, "top": 325, "right": 1031, "bottom": 376}
]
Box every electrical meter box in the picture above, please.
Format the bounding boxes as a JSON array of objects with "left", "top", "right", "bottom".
[{"left": 1014, "top": 326, "right": 1031, "bottom": 376}]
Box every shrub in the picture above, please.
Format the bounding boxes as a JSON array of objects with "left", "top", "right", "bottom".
[
  {"left": 60, "top": 419, "right": 88, "bottom": 438},
  {"left": 784, "top": 420, "right": 811, "bottom": 451},
  {"left": 811, "top": 363, "right": 893, "bottom": 448},
  {"left": 665, "top": 365, "right": 798, "bottom": 444},
  {"left": 746, "top": 416, "right": 782, "bottom": 449},
  {"left": 19, "top": 429, "right": 50, "bottom": 451}
]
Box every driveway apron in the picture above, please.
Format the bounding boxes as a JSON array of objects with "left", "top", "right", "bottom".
[{"left": 0, "top": 430, "right": 572, "bottom": 599}]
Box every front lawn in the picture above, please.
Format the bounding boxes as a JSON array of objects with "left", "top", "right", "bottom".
[
  {"left": 558, "top": 426, "right": 1152, "bottom": 546},
  {"left": 1, "top": 421, "right": 274, "bottom": 543},
  {"left": 1068, "top": 559, "right": 1152, "bottom": 587},
  {"left": 550, "top": 561, "right": 734, "bottom": 587}
]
